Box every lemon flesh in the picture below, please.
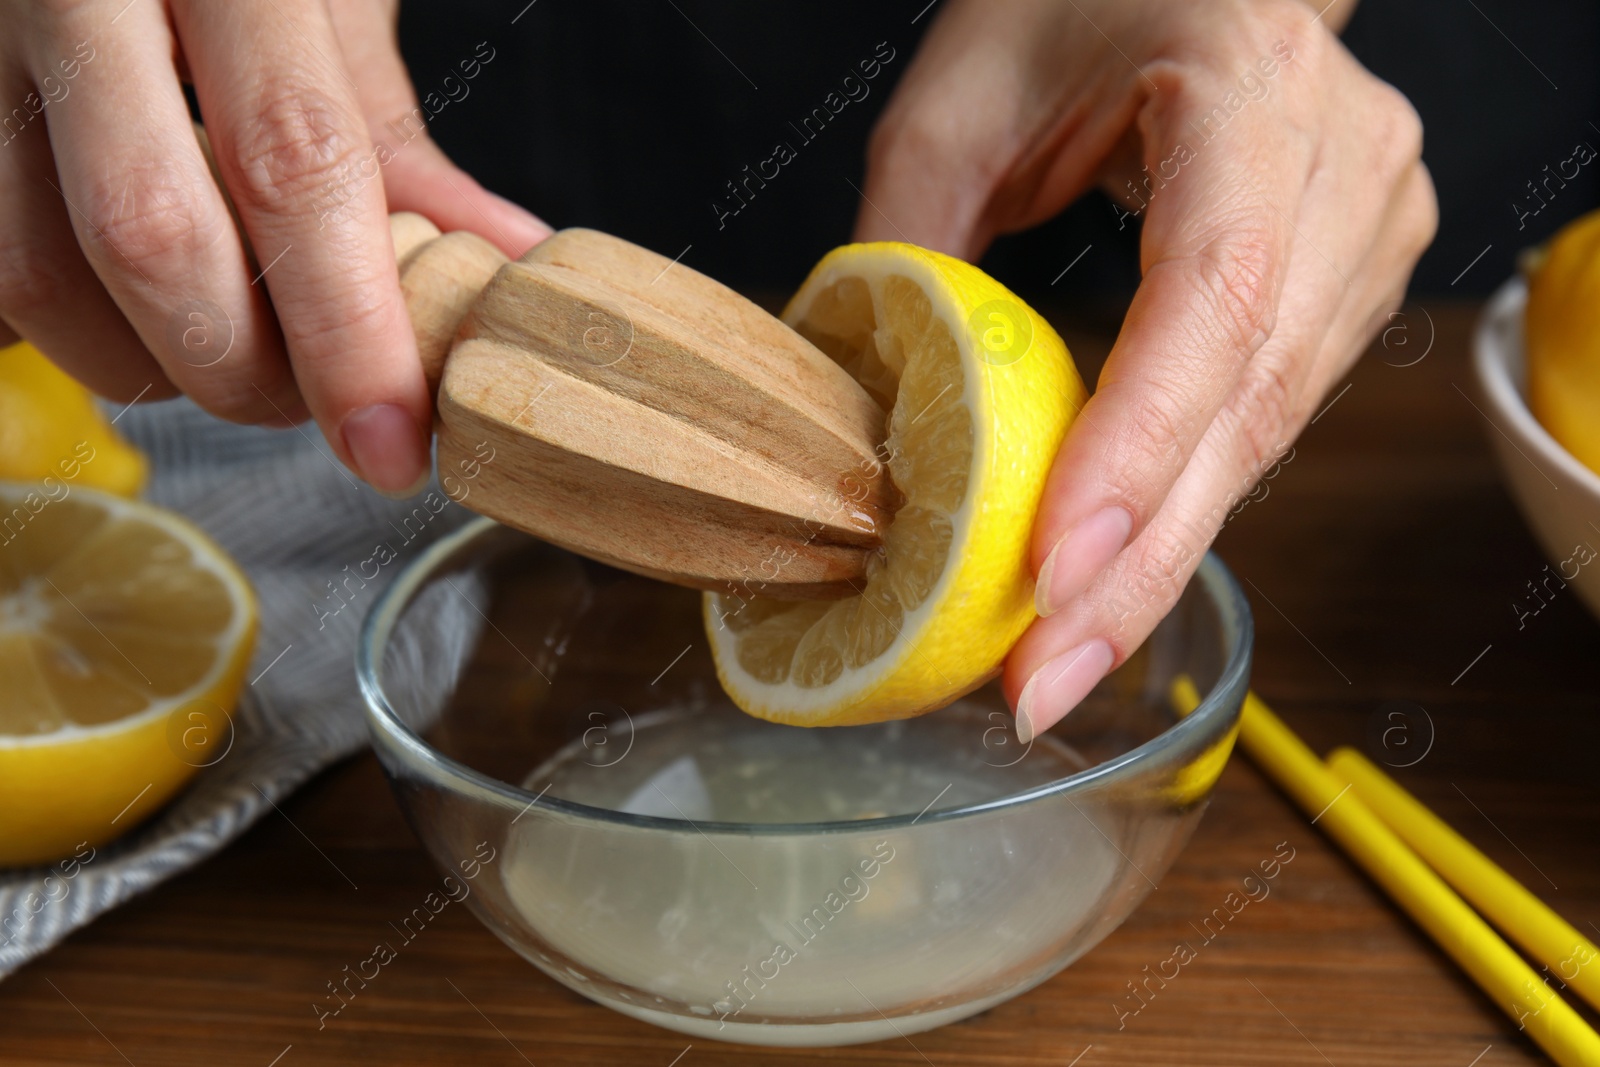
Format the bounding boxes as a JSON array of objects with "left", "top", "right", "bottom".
[
  {"left": 0, "top": 341, "right": 148, "bottom": 497},
  {"left": 0, "top": 485, "right": 256, "bottom": 866},
  {"left": 705, "top": 244, "right": 1085, "bottom": 727}
]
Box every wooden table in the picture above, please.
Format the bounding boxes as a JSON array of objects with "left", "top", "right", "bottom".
[{"left": 4, "top": 301, "right": 1597, "bottom": 1066}]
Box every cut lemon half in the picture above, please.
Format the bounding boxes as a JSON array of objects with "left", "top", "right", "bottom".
[
  {"left": 0, "top": 484, "right": 256, "bottom": 866},
  {"left": 705, "top": 244, "right": 1086, "bottom": 726}
]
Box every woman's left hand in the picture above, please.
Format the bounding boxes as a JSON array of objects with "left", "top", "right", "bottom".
[{"left": 855, "top": 0, "right": 1437, "bottom": 738}]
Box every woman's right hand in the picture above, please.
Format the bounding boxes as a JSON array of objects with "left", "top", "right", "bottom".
[{"left": 0, "top": 0, "right": 549, "bottom": 494}]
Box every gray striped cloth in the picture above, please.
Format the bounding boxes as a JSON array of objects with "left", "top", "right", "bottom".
[{"left": 0, "top": 399, "right": 484, "bottom": 979}]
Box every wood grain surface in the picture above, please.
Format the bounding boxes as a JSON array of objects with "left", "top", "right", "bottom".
[
  {"left": 3, "top": 301, "right": 1597, "bottom": 1066},
  {"left": 205, "top": 140, "right": 895, "bottom": 595},
  {"left": 414, "top": 221, "right": 891, "bottom": 597}
]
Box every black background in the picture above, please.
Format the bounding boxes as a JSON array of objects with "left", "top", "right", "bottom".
[{"left": 398, "top": 1, "right": 1600, "bottom": 305}]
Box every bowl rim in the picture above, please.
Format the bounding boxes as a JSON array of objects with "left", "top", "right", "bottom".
[
  {"left": 357, "top": 516, "right": 1253, "bottom": 835},
  {"left": 1473, "top": 276, "right": 1600, "bottom": 499}
]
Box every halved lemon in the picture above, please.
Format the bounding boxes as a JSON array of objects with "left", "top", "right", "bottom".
[
  {"left": 705, "top": 244, "right": 1086, "bottom": 726},
  {"left": 0, "top": 484, "right": 256, "bottom": 866}
]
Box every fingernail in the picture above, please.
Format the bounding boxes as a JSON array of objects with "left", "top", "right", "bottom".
[
  {"left": 1035, "top": 506, "right": 1133, "bottom": 617},
  {"left": 485, "top": 191, "right": 552, "bottom": 255},
  {"left": 1015, "top": 639, "right": 1115, "bottom": 744},
  {"left": 341, "top": 403, "right": 430, "bottom": 497}
]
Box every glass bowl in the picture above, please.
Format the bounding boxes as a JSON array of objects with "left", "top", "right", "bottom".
[{"left": 357, "top": 517, "right": 1252, "bottom": 1047}]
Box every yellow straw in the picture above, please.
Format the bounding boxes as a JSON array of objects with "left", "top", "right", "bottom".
[
  {"left": 1327, "top": 746, "right": 1600, "bottom": 1014},
  {"left": 1169, "top": 680, "right": 1600, "bottom": 1067}
]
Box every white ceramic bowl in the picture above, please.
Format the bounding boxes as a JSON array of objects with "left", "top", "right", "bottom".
[{"left": 1473, "top": 278, "right": 1600, "bottom": 620}]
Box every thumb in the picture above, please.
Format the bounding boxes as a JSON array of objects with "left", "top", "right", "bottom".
[
  {"left": 854, "top": 0, "right": 1140, "bottom": 261},
  {"left": 851, "top": 5, "right": 1032, "bottom": 259},
  {"left": 851, "top": 0, "right": 1071, "bottom": 260},
  {"left": 853, "top": 88, "right": 1007, "bottom": 260},
  {"left": 328, "top": 0, "right": 551, "bottom": 257}
]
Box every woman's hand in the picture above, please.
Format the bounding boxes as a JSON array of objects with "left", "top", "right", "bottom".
[
  {"left": 0, "top": 0, "right": 549, "bottom": 494},
  {"left": 857, "top": 0, "right": 1436, "bottom": 738}
]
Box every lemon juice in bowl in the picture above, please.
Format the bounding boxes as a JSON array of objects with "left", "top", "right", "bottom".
[{"left": 497, "top": 699, "right": 1119, "bottom": 1043}]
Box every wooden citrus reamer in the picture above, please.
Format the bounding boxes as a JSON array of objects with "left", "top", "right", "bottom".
[
  {"left": 190, "top": 125, "right": 890, "bottom": 596},
  {"left": 389, "top": 214, "right": 893, "bottom": 599}
]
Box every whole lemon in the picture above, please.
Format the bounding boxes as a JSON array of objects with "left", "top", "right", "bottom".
[
  {"left": 0, "top": 341, "right": 148, "bottom": 497},
  {"left": 1525, "top": 210, "right": 1600, "bottom": 476}
]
